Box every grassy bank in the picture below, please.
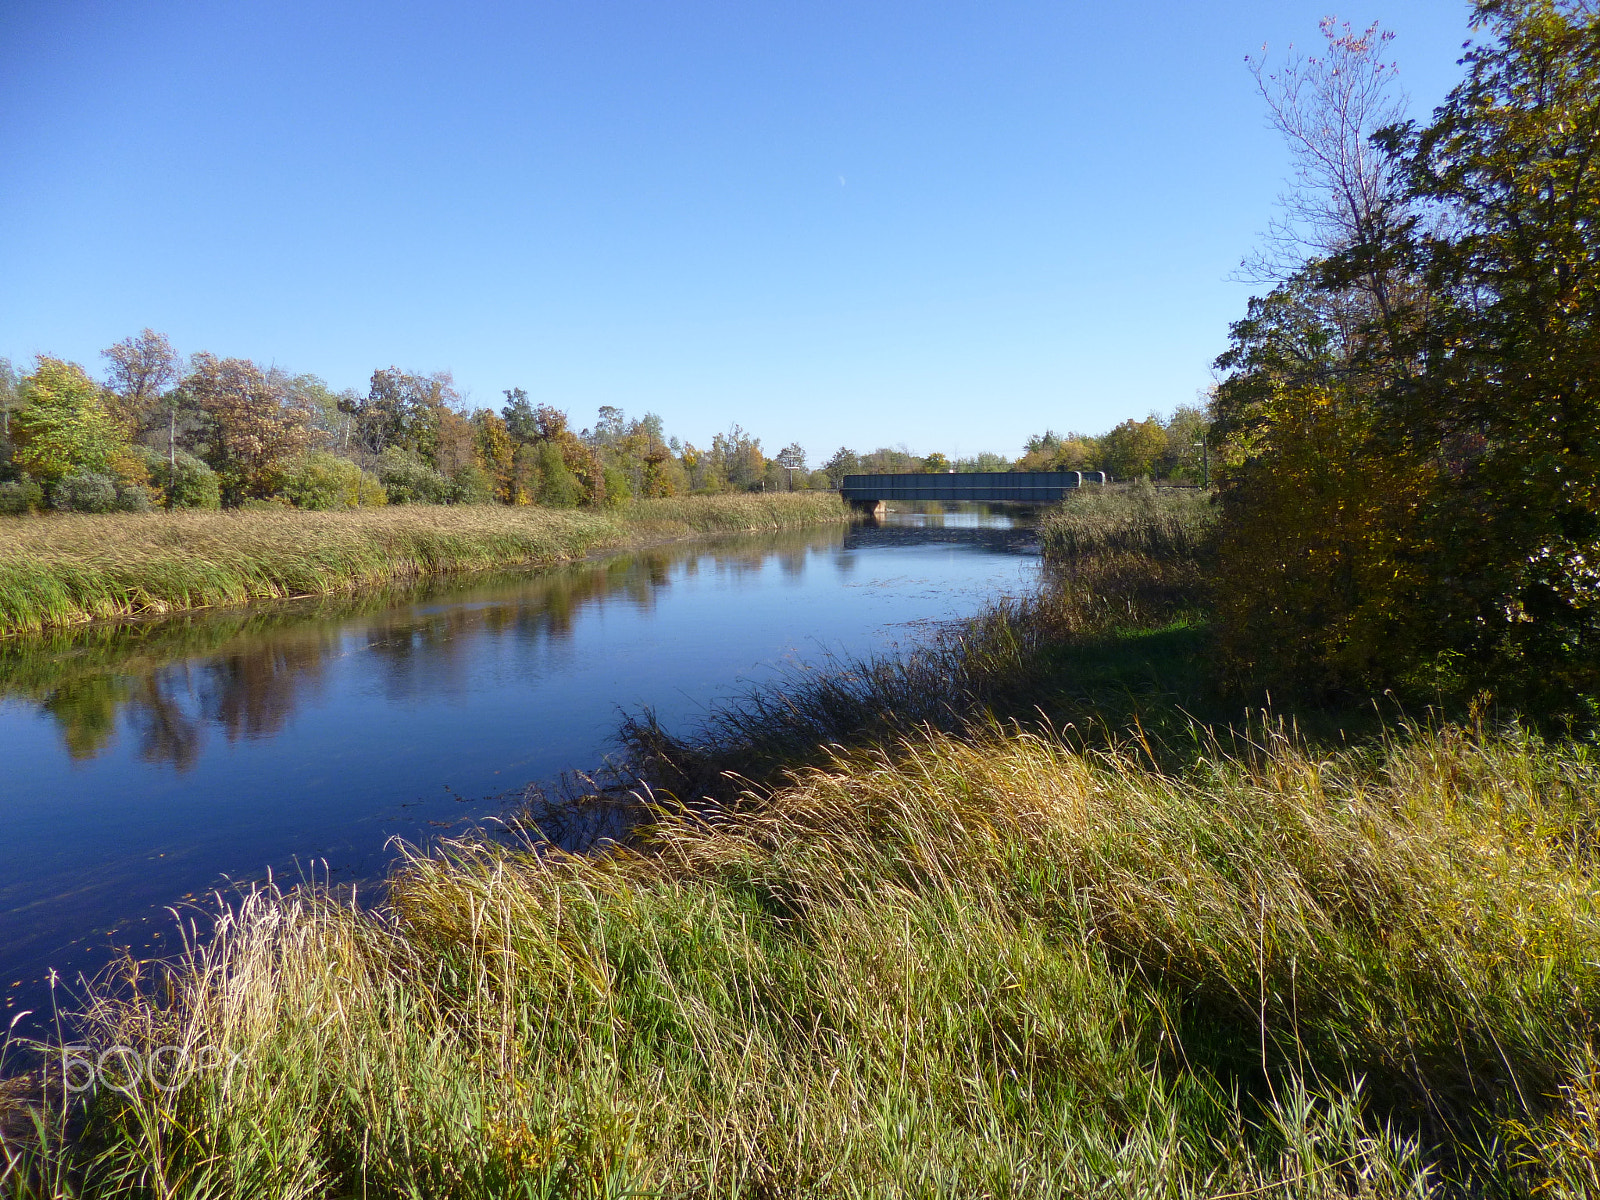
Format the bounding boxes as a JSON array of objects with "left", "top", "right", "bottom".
[
  {"left": 0, "top": 493, "right": 849, "bottom": 636},
  {"left": 9, "top": 718, "right": 1597, "bottom": 1197},
  {"left": 6, "top": 490, "right": 1598, "bottom": 1197}
]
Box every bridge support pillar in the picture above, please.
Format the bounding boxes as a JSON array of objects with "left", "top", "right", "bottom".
[{"left": 848, "top": 499, "right": 888, "bottom": 520}]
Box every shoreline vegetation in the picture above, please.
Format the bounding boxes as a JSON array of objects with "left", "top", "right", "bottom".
[
  {"left": 0, "top": 492, "right": 849, "bottom": 637},
  {"left": 6, "top": 487, "right": 1596, "bottom": 1197}
]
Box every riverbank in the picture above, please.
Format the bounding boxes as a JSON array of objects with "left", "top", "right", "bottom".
[
  {"left": 0, "top": 493, "right": 850, "bottom": 636},
  {"left": 6, "top": 492, "right": 1596, "bottom": 1197}
]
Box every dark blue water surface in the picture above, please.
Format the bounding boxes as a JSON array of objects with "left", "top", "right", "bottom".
[{"left": 0, "top": 511, "right": 1036, "bottom": 1029}]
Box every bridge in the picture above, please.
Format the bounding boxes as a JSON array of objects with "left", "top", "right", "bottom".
[{"left": 839, "top": 471, "right": 1106, "bottom": 516}]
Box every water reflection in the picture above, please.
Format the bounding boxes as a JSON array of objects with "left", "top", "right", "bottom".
[
  {"left": 0, "top": 511, "right": 1037, "bottom": 1032},
  {"left": 0, "top": 517, "right": 1038, "bottom": 769}
]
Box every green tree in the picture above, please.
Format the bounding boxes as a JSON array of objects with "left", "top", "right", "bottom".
[
  {"left": 1391, "top": 0, "right": 1600, "bottom": 710},
  {"left": 821, "top": 447, "right": 860, "bottom": 487},
  {"left": 1098, "top": 418, "right": 1168, "bottom": 480},
  {"left": 12, "top": 357, "right": 126, "bottom": 484},
  {"left": 343, "top": 367, "right": 458, "bottom": 464}
]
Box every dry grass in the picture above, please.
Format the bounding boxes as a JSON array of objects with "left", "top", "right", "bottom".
[
  {"left": 0, "top": 493, "right": 848, "bottom": 636},
  {"left": 1039, "top": 481, "right": 1217, "bottom": 560}
]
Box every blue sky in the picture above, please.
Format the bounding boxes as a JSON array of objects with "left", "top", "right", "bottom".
[{"left": 1, "top": 0, "right": 1473, "bottom": 461}]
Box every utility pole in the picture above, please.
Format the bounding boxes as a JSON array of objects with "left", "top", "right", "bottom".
[{"left": 1195, "top": 433, "right": 1209, "bottom": 489}]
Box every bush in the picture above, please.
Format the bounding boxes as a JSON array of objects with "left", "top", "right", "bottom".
[
  {"left": 51, "top": 471, "right": 118, "bottom": 513},
  {"left": 115, "top": 484, "right": 154, "bottom": 513},
  {"left": 532, "top": 441, "right": 583, "bottom": 508},
  {"left": 138, "top": 448, "right": 222, "bottom": 510},
  {"left": 0, "top": 477, "right": 43, "bottom": 515},
  {"left": 376, "top": 448, "right": 451, "bottom": 505},
  {"left": 601, "top": 463, "right": 632, "bottom": 507},
  {"left": 279, "top": 451, "right": 386, "bottom": 510},
  {"left": 447, "top": 463, "right": 494, "bottom": 505}
]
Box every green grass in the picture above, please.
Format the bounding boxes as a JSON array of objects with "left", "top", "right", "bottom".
[{"left": 0, "top": 493, "right": 849, "bottom": 636}]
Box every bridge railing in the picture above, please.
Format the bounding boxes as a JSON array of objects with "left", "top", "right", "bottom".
[{"left": 839, "top": 471, "right": 1107, "bottom": 504}]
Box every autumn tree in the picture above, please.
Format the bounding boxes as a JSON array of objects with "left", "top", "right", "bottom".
[
  {"left": 101, "top": 329, "right": 182, "bottom": 449},
  {"left": 471, "top": 408, "right": 516, "bottom": 503},
  {"left": 184, "top": 354, "right": 315, "bottom": 504},
  {"left": 1215, "top": 0, "right": 1600, "bottom": 716},
  {"left": 497, "top": 391, "right": 606, "bottom": 507}
]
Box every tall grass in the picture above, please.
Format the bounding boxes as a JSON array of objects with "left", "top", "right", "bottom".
[
  {"left": 7, "top": 718, "right": 1597, "bottom": 1196},
  {"left": 1038, "top": 481, "right": 1217, "bottom": 560},
  {"left": 0, "top": 494, "right": 848, "bottom": 636}
]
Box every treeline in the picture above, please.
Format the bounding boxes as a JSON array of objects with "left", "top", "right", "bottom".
[
  {"left": 0, "top": 338, "right": 816, "bottom": 515},
  {"left": 1208, "top": 1, "right": 1600, "bottom": 719},
  {"left": 818, "top": 406, "right": 1212, "bottom": 485}
]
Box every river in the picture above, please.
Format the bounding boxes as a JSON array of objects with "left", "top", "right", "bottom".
[{"left": 0, "top": 509, "right": 1037, "bottom": 1032}]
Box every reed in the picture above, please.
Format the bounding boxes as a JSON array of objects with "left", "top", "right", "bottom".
[
  {"left": 0, "top": 493, "right": 848, "bottom": 636},
  {"left": 1038, "top": 480, "right": 1217, "bottom": 560}
]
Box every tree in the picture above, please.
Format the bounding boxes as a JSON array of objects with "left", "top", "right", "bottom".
[
  {"left": 501, "top": 388, "right": 540, "bottom": 443},
  {"left": 101, "top": 329, "right": 182, "bottom": 448},
  {"left": 1098, "top": 418, "right": 1168, "bottom": 480},
  {"left": 342, "top": 367, "right": 458, "bottom": 463},
  {"left": 185, "top": 354, "right": 315, "bottom": 504},
  {"left": 922, "top": 451, "right": 950, "bottom": 473},
  {"left": 0, "top": 357, "right": 20, "bottom": 450},
  {"left": 291, "top": 375, "right": 357, "bottom": 453},
  {"left": 12, "top": 357, "right": 126, "bottom": 484},
  {"left": 1160, "top": 403, "right": 1213, "bottom": 482},
  {"left": 1390, "top": 0, "right": 1600, "bottom": 710},
  {"left": 1214, "top": 1, "right": 1600, "bottom": 716},
  {"left": 1242, "top": 20, "right": 1412, "bottom": 291},
  {"left": 471, "top": 409, "right": 516, "bottom": 503},
  {"left": 776, "top": 443, "right": 806, "bottom": 490},
  {"left": 822, "top": 447, "right": 860, "bottom": 487}
]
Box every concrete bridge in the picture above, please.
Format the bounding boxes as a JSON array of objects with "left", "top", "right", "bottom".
[{"left": 839, "top": 471, "right": 1106, "bottom": 516}]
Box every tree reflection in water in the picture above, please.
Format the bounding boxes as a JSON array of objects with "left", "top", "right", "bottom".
[{"left": 0, "top": 524, "right": 875, "bottom": 769}]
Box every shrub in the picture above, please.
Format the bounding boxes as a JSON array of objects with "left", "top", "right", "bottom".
[
  {"left": 115, "top": 484, "right": 154, "bottom": 513},
  {"left": 532, "top": 440, "right": 583, "bottom": 508},
  {"left": 447, "top": 463, "right": 494, "bottom": 506},
  {"left": 279, "top": 451, "right": 385, "bottom": 510},
  {"left": 601, "top": 463, "right": 632, "bottom": 507},
  {"left": 51, "top": 470, "right": 118, "bottom": 513},
  {"left": 376, "top": 447, "right": 451, "bottom": 505},
  {"left": 0, "top": 478, "right": 43, "bottom": 515},
  {"left": 138, "top": 448, "right": 222, "bottom": 510}
]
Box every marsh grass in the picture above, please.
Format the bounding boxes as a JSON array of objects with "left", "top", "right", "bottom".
[
  {"left": 1038, "top": 481, "right": 1217, "bottom": 561},
  {"left": 0, "top": 493, "right": 848, "bottom": 636},
  {"left": 7, "top": 718, "right": 1596, "bottom": 1197}
]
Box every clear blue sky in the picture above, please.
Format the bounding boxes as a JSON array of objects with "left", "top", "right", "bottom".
[{"left": 1, "top": 0, "right": 1473, "bottom": 461}]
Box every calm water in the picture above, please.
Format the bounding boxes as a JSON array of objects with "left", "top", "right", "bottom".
[{"left": 0, "top": 510, "right": 1036, "bottom": 1028}]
